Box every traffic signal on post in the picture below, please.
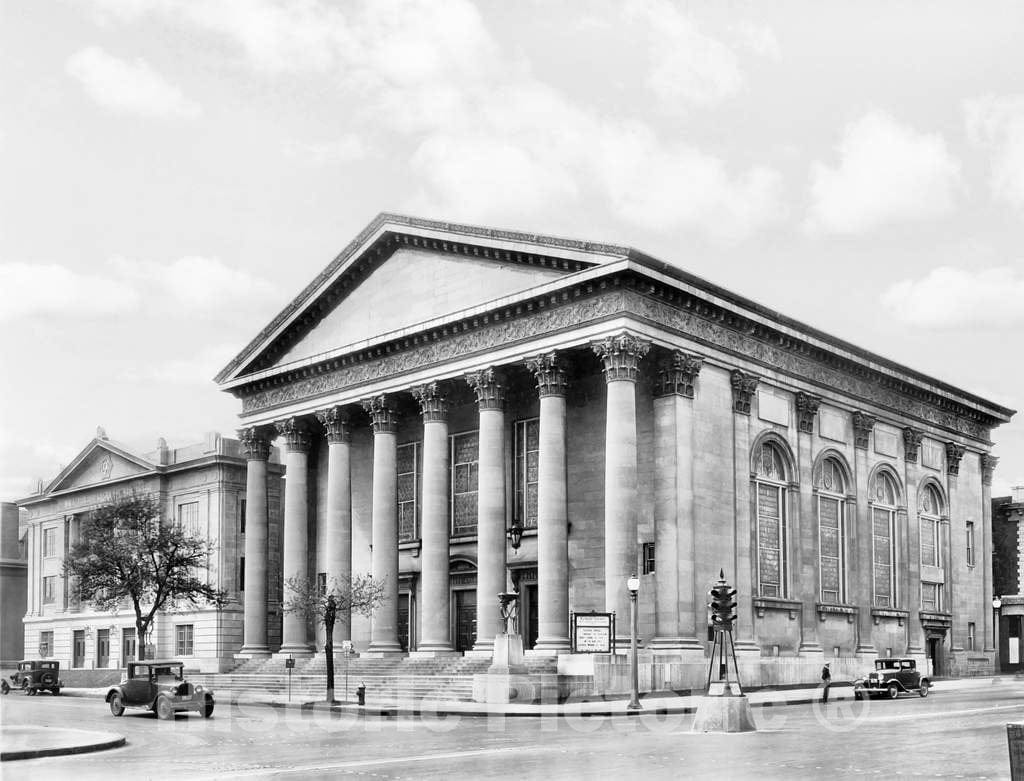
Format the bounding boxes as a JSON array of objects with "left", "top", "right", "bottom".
[{"left": 709, "top": 569, "right": 737, "bottom": 630}]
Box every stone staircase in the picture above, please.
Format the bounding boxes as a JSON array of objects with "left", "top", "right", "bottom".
[{"left": 192, "top": 653, "right": 562, "bottom": 703}]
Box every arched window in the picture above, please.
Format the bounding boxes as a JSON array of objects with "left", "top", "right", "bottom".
[
  {"left": 815, "top": 457, "right": 847, "bottom": 604},
  {"left": 754, "top": 441, "right": 789, "bottom": 598},
  {"left": 919, "top": 484, "right": 944, "bottom": 568},
  {"left": 871, "top": 471, "right": 900, "bottom": 607}
]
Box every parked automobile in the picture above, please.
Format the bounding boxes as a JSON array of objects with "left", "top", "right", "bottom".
[
  {"left": 0, "top": 660, "right": 63, "bottom": 696},
  {"left": 853, "top": 657, "right": 930, "bottom": 699},
  {"left": 105, "top": 660, "right": 214, "bottom": 719}
]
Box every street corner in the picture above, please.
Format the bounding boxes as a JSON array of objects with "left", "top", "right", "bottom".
[{"left": 0, "top": 725, "right": 126, "bottom": 762}]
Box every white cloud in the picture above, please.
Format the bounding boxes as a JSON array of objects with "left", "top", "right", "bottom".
[
  {"left": 881, "top": 266, "right": 1024, "bottom": 329},
  {"left": 282, "top": 135, "right": 368, "bottom": 165},
  {"left": 965, "top": 95, "right": 1024, "bottom": 211},
  {"left": 66, "top": 46, "right": 201, "bottom": 118},
  {"left": 730, "top": 21, "right": 781, "bottom": 61},
  {"left": 805, "top": 111, "right": 961, "bottom": 234},
  {"left": 0, "top": 262, "right": 141, "bottom": 321},
  {"left": 117, "top": 343, "right": 239, "bottom": 384}
]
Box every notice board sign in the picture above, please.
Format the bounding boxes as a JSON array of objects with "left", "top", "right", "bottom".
[{"left": 572, "top": 612, "right": 614, "bottom": 653}]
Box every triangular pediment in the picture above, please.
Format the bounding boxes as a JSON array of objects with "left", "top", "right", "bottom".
[
  {"left": 218, "top": 214, "right": 626, "bottom": 384},
  {"left": 46, "top": 440, "right": 155, "bottom": 494}
]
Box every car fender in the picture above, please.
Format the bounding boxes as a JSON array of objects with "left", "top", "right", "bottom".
[
  {"left": 105, "top": 688, "right": 124, "bottom": 702},
  {"left": 884, "top": 678, "right": 907, "bottom": 691}
]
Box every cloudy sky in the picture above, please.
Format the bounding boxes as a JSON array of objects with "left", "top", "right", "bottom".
[{"left": 2, "top": 0, "right": 1023, "bottom": 501}]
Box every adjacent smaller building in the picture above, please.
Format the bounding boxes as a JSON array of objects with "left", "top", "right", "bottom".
[
  {"left": 0, "top": 502, "right": 27, "bottom": 667},
  {"left": 992, "top": 486, "right": 1024, "bottom": 673},
  {"left": 17, "top": 430, "right": 284, "bottom": 672}
]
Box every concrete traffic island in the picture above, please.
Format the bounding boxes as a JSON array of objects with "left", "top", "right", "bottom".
[
  {"left": 690, "top": 694, "right": 757, "bottom": 733},
  {"left": 1, "top": 725, "right": 126, "bottom": 761}
]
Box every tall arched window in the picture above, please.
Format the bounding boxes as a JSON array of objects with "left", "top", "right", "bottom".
[
  {"left": 754, "top": 441, "right": 789, "bottom": 598},
  {"left": 919, "top": 484, "right": 943, "bottom": 568},
  {"left": 815, "top": 457, "right": 847, "bottom": 604},
  {"left": 871, "top": 471, "right": 900, "bottom": 607}
]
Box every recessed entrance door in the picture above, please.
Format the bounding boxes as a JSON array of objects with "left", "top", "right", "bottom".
[
  {"left": 122, "top": 628, "right": 136, "bottom": 663},
  {"left": 526, "top": 584, "right": 539, "bottom": 650},
  {"left": 73, "top": 630, "right": 85, "bottom": 668},
  {"left": 927, "top": 636, "right": 943, "bottom": 677},
  {"left": 398, "top": 594, "right": 410, "bottom": 652},
  {"left": 96, "top": 629, "right": 110, "bottom": 668},
  {"left": 455, "top": 590, "right": 477, "bottom": 652}
]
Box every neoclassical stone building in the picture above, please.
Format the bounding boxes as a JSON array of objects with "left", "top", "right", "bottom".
[
  {"left": 18, "top": 431, "right": 284, "bottom": 673},
  {"left": 218, "top": 214, "right": 1013, "bottom": 683}
]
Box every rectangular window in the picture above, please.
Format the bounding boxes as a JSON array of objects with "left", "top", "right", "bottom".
[
  {"left": 175, "top": 624, "right": 194, "bottom": 656},
  {"left": 397, "top": 442, "right": 420, "bottom": 541},
  {"left": 967, "top": 622, "right": 976, "bottom": 651},
  {"left": 240, "top": 498, "right": 247, "bottom": 534},
  {"left": 43, "top": 527, "right": 57, "bottom": 557},
  {"left": 872, "top": 508, "right": 896, "bottom": 607},
  {"left": 514, "top": 419, "right": 540, "bottom": 530},
  {"left": 642, "top": 542, "right": 655, "bottom": 575},
  {"left": 450, "top": 431, "right": 479, "bottom": 536},
  {"left": 920, "top": 515, "right": 939, "bottom": 567},
  {"left": 122, "top": 628, "right": 137, "bottom": 662},
  {"left": 39, "top": 630, "right": 53, "bottom": 657},
  {"left": 239, "top": 556, "right": 245, "bottom": 591},
  {"left": 819, "top": 496, "right": 844, "bottom": 604},
  {"left": 43, "top": 575, "right": 56, "bottom": 603},
  {"left": 921, "top": 582, "right": 941, "bottom": 612},
  {"left": 966, "top": 521, "right": 975, "bottom": 567},
  {"left": 756, "top": 483, "right": 784, "bottom": 597},
  {"left": 317, "top": 571, "right": 327, "bottom": 596},
  {"left": 177, "top": 501, "right": 200, "bottom": 535}
]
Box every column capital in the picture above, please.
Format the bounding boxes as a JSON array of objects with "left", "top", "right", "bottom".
[
  {"left": 275, "top": 418, "right": 312, "bottom": 453},
  {"left": 238, "top": 427, "right": 272, "bottom": 461},
  {"left": 525, "top": 351, "right": 569, "bottom": 397},
  {"left": 903, "top": 427, "right": 923, "bottom": 463},
  {"left": 411, "top": 382, "right": 448, "bottom": 422},
  {"left": 465, "top": 367, "right": 506, "bottom": 410},
  {"left": 795, "top": 392, "right": 821, "bottom": 434},
  {"left": 981, "top": 453, "right": 999, "bottom": 486},
  {"left": 362, "top": 395, "right": 398, "bottom": 434},
  {"left": 852, "top": 411, "right": 876, "bottom": 450},
  {"left": 591, "top": 332, "right": 651, "bottom": 382},
  {"left": 654, "top": 351, "right": 703, "bottom": 398},
  {"left": 315, "top": 406, "right": 351, "bottom": 444},
  {"left": 945, "top": 442, "right": 966, "bottom": 476},
  {"left": 729, "top": 369, "right": 759, "bottom": 415}
]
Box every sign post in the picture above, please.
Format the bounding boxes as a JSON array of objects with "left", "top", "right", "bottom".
[
  {"left": 571, "top": 612, "right": 614, "bottom": 653},
  {"left": 341, "top": 640, "right": 353, "bottom": 702},
  {"left": 285, "top": 655, "right": 295, "bottom": 702}
]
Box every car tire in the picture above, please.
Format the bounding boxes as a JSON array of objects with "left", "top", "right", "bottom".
[
  {"left": 40, "top": 672, "right": 57, "bottom": 687},
  {"left": 919, "top": 681, "right": 929, "bottom": 698},
  {"left": 109, "top": 692, "right": 125, "bottom": 717},
  {"left": 1, "top": 680, "right": 9, "bottom": 695},
  {"left": 202, "top": 698, "right": 214, "bottom": 719},
  {"left": 887, "top": 682, "right": 899, "bottom": 699},
  {"left": 51, "top": 688, "right": 60, "bottom": 696},
  {"left": 156, "top": 696, "right": 174, "bottom": 720}
]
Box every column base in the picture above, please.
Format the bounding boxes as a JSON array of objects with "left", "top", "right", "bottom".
[
  {"left": 532, "top": 636, "right": 571, "bottom": 653},
  {"left": 855, "top": 644, "right": 877, "bottom": 656},
  {"left": 276, "top": 645, "right": 314, "bottom": 658},
  {"left": 462, "top": 649, "right": 494, "bottom": 659},
  {"left": 408, "top": 648, "right": 459, "bottom": 658},
  {"left": 650, "top": 636, "right": 705, "bottom": 652},
  {"left": 472, "top": 639, "right": 496, "bottom": 654},
  {"left": 798, "top": 642, "right": 824, "bottom": 655},
  {"left": 733, "top": 640, "right": 761, "bottom": 655},
  {"left": 236, "top": 646, "right": 272, "bottom": 658},
  {"left": 365, "top": 640, "right": 405, "bottom": 656}
]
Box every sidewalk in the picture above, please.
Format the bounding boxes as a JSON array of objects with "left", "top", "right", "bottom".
[{"left": 0, "top": 726, "right": 125, "bottom": 762}]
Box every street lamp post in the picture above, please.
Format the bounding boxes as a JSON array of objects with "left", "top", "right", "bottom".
[
  {"left": 993, "top": 596, "right": 1003, "bottom": 674},
  {"left": 627, "top": 574, "right": 641, "bottom": 711}
]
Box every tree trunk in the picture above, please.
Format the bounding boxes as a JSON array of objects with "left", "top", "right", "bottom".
[{"left": 137, "top": 619, "right": 148, "bottom": 661}]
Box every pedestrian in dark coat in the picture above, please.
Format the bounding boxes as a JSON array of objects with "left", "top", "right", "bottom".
[{"left": 821, "top": 663, "right": 832, "bottom": 703}]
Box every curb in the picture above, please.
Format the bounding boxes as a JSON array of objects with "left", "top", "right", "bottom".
[{"left": 1, "top": 733, "right": 126, "bottom": 762}]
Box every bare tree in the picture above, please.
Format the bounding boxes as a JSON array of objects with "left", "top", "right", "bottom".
[
  {"left": 282, "top": 573, "right": 386, "bottom": 703},
  {"left": 63, "top": 493, "right": 227, "bottom": 661}
]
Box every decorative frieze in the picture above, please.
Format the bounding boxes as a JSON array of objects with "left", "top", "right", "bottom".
[
  {"left": 411, "top": 382, "right": 448, "bottom": 421},
  {"left": 238, "top": 427, "right": 272, "bottom": 461},
  {"left": 852, "top": 411, "right": 876, "bottom": 450},
  {"left": 730, "top": 370, "right": 759, "bottom": 415},
  {"left": 902, "top": 427, "right": 923, "bottom": 463},
  {"left": 525, "top": 351, "right": 569, "bottom": 397},
  {"left": 274, "top": 418, "right": 312, "bottom": 453},
  {"left": 361, "top": 395, "right": 398, "bottom": 434},
  {"left": 945, "top": 442, "right": 966, "bottom": 476},
  {"left": 465, "top": 367, "right": 506, "bottom": 410},
  {"left": 315, "top": 406, "right": 351, "bottom": 443},
  {"left": 981, "top": 453, "right": 999, "bottom": 486},
  {"left": 591, "top": 332, "right": 650, "bottom": 382},
  {"left": 795, "top": 392, "right": 821, "bottom": 434},
  {"left": 654, "top": 351, "right": 703, "bottom": 398}
]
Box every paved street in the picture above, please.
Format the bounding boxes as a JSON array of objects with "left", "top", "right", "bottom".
[{"left": 2, "top": 679, "right": 1022, "bottom": 779}]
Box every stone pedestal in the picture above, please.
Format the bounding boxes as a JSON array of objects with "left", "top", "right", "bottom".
[
  {"left": 691, "top": 695, "right": 757, "bottom": 733},
  {"left": 489, "top": 632, "right": 526, "bottom": 674},
  {"left": 473, "top": 633, "right": 539, "bottom": 703}
]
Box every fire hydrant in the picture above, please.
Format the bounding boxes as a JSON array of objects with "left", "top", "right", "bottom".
[{"left": 356, "top": 683, "right": 366, "bottom": 706}]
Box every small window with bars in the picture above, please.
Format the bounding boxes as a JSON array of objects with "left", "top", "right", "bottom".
[
  {"left": 642, "top": 542, "right": 655, "bottom": 575},
  {"left": 176, "top": 624, "right": 194, "bottom": 656}
]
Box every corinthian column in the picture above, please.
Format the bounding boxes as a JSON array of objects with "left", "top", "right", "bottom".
[
  {"left": 526, "top": 352, "right": 571, "bottom": 652},
  {"left": 592, "top": 332, "right": 650, "bottom": 643},
  {"left": 466, "top": 368, "right": 507, "bottom": 653},
  {"left": 412, "top": 383, "right": 455, "bottom": 654},
  {"left": 238, "top": 427, "right": 272, "bottom": 656},
  {"left": 276, "top": 418, "right": 313, "bottom": 656},
  {"left": 362, "top": 396, "right": 403, "bottom": 654},
  {"left": 315, "top": 407, "right": 352, "bottom": 645}
]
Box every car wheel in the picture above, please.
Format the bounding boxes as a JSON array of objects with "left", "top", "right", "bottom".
[
  {"left": 51, "top": 688, "right": 60, "bottom": 696},
  {"left": 919, "top": 681, "right": 929, "bottom": 698},
  {"left": 202, "top": 698, "right": 214, "bottom": 719},
  {"left": 1, "top": 680, "right": 9, "bottom": 695},
  {"left": 109, "top": 692, "right": 125, "bottom": 717},
  {"left": 887, "top": 682, "right": 899, "bottom": 699},
  {"left": 156, "top": 696, "right": 174, "bottom": 720},
  {"left": 20, "top": 679, "right": 29, "bottom": 693},
  {"left": 40, "top": 672, "right": 57, "bottom": 687}
]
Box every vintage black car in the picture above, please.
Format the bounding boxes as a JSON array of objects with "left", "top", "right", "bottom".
[
  {"left": 853, "top": 657, "right": 930, "bottom": 699},
  {"left": 105, "top": 660, "right": 214, "bottom": 719},
  {"left": 0, "top": 660, "right": 63, "bottom": 696}
]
